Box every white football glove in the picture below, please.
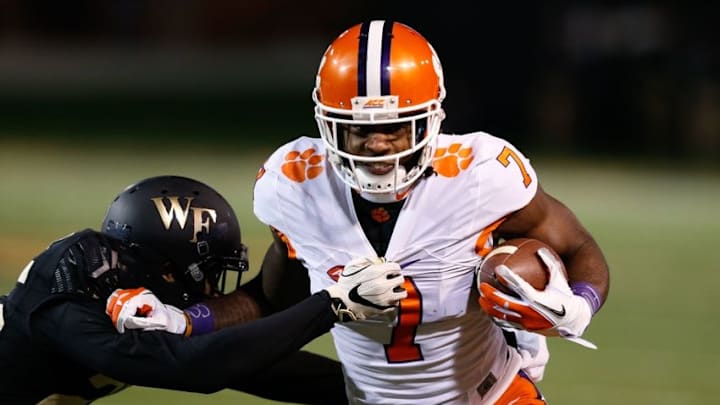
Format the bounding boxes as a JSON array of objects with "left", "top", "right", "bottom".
[
  {"left": 106, "top": 287, "right": 188, "bottom": 335},
  {"left": 325, "top": 257, "right": 407, "bottom": 322},
  {"left": 479, "top": 248, "right": 596, "bottom": 349},
  {"left": 512, "top": 329, "right": 550, "bottom": 382}
]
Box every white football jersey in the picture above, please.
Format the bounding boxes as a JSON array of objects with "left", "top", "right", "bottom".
[{"left": 254, "top": 132, "right": 538, "bottom": 404}]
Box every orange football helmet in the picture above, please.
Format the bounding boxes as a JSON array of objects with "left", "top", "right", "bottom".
[{"left": 313, "top": 20, "right": 446, "bottom": 202}]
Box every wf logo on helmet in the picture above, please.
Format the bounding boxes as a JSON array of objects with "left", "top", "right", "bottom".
[{"left": 151, "top": 197, "right": 217, "bottom": 243}]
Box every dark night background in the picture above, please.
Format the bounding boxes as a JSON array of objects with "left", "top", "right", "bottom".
[{"left": 1, "top": 1, "right": 717, "bottom": 163}]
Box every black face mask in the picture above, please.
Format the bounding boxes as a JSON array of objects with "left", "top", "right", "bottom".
[
  {"left": 186, "top": 246, "right": 249, "bottom": 297},
  {"left": 114, "top": 244, "right": 195, "bottom": 308}
]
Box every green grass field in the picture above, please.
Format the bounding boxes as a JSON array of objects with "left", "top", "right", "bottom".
[{"left": 1, "top": 137, "right": 719, "bottom": 404}]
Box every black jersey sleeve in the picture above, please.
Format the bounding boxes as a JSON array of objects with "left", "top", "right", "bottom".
[
  {"left": 229, "top": 350, "right": 348, "bottom": 405},
  {"left": 30, "top": 291, "right": 338, "bottom": 394}
]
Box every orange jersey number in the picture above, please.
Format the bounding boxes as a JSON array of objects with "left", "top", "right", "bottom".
[
  {"left": 384, "top": 277, "right": 423, "bottom": 363},
  {"left": 496, "top": 146, "right": 532, "bottom": 187}
]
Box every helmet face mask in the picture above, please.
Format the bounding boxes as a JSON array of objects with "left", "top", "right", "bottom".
[
  {"left": 313, "top": 20, "right": 446, "bottom": 202},
  {"left": 192, "top": 245, "right": 249, "bottom": 296},
  {"left": 101, "top": 176, "right": 249, "bottom": 306}
]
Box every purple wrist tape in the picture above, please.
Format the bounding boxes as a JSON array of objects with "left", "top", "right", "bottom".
[
  {"left": 570, "top": 281, "right": 602, "bottom": 315},
  {"left": 184, "top": 303, "right": 214, "bottom": 336}
]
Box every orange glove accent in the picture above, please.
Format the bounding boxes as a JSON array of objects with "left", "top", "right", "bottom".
[
  {"left": 105, "top": 287, "right": 187, "bottom": 334},
  {"left": 478, "top": 258, "right": 596, "bottom": 350},
  {"left": 106, "top": 287, "right": 151, "bottom": 328},
  {"left": 478, "top": 282, "right": 554, "bottom": 330}
]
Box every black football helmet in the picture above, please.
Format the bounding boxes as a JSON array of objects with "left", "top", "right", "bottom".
[{"left": 101, "top": 175, "right": 248, "bottom": 305}]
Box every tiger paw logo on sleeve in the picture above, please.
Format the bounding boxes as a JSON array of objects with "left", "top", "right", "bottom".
[
  {"left": 281, "top": 148, "right": 324, "bottom": 182},
  {"left": 432, "top": 144, "right": 474, "bottom": 177}
]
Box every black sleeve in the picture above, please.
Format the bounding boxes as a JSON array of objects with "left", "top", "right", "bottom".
[
  {"left": 229, "top": 350, "right": 348, "bottom": 405},
  {"left": 31, "top": 292, "right": 338, "bottom": 394}
]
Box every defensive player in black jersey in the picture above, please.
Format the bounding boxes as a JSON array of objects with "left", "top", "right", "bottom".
[{"left": 0, "top": 175, "right": 406, "bottom": 404}]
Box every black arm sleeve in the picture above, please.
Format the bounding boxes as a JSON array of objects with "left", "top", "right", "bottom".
[
  {"left": 31, "top": 292, "right": 338, "bottom": 394},
  {"left": 229, "top": 350, "right": 348, "bottom": 405}
]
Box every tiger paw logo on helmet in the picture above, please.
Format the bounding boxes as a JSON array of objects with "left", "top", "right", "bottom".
[
  {"left": 432, "top": 144, "right": 474, "bottom": 177},
  {"left": 281, "top": 148, "right": 324, "bottom": 182}
]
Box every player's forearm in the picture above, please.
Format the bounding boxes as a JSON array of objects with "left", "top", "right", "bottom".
[
  {"left": 183, "top": 272, "right": 275, "bottom": 336},
  {"left": 565, "top": 237, "right": 609, "bottom": 314},
  {"left": 204, "top": 289, "right": 262, "bottom": 328},
  {"left": 168, "top": 290, "right": 338, "bottom": 391},
  {"left": 184, "top": 288, "right": 262, "bottom": 335},
  {"left": 46, "top": 295, "right": 337, "bottom": 393}
]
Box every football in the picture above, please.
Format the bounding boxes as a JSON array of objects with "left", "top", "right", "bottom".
[{"left": 477, "top": 238, "right": 567, "bottom": 295}]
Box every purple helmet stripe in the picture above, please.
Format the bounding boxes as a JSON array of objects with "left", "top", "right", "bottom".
[
  {"left": 380, "top": 21, "right": 394, "bottom": 95},
  {"left": 357, "top": 22, "right": 371, "bottom": 97}
]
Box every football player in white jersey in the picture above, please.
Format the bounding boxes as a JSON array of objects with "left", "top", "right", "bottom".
[
  {"left": 251, "top": 20, "right": 609, "bottom": 404},
  {"left": 110, "top": 19, "right": 609, "bottom": 405}
]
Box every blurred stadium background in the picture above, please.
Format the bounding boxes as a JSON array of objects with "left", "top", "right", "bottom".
[{"left": 1, "top": 2, "right": 718, "bottom": 404}]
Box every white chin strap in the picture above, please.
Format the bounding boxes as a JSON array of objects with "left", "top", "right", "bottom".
[{"left": 355, "top": 165, "right": 409, "bottom": 203}]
